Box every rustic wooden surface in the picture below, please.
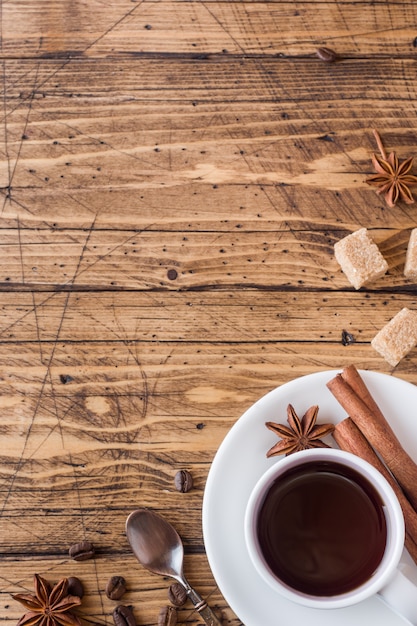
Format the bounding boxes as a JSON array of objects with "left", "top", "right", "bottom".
[{"left": 2, "top": 1, "right": 417, "bottom": 624}]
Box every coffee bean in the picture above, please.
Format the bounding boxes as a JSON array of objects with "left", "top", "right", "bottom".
[
  {"left": 174, "top": 469, "right": 193, "bottom": 493},
  {"left": 167, "top": 582, "right": 187, "bottom": 607},
  {"left": 341, "top": 329, "right": 355, "bottom": 346},
  {"left": 106, "top": 576, "right": 127, "bottom": 600},
  {"left": 315, "top": 47, "right": 337, "bottom": 62},
  {"left": 167, "top": 269, "right": 178, "bottom": 280},
  {"left": 60, "top": 374, "right": 74, "bottom": 384},
  {"left": 67, "top": 576, "right": 84, "bottom": 598},
  {"left": 158, "top": 605, "right": 177, "bottom": 626},
  {"left": 69, "top": 540, "right": 95, "bottom": 561},
  {"left": 113, "top": 605, "right": 136, "bottom": 626}
]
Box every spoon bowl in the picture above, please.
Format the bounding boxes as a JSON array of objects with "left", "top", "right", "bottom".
[{"left": 126, "top": 508, "right": 184, "bottom": 580}]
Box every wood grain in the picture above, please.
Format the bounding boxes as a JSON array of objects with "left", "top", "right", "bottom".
[
  {"left": 3, "top": 1, "right": 417, "bottom": 625},
  {"left": 2, "top": 55, "right": 417, "bottom": 238},
  {"left": 0, "top": 227, "right": 412, "bottom": 289},
  {"left": 1, "top": 291, "right": 417, "bottom": 341},
  {"left": 1, "top": 1, "right": 417, "bottom": 58}
]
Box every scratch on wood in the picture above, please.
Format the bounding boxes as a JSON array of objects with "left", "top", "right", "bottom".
[
  {"left": 0, "top": 0, "right": 145, "bottom": 132},
  {"left": 2, "top": 63, "right": 41, "bottom": 217},
  {"left": 0, "top": 215, "right": 99, "bottom": 519},
  {"left": 82, "top": 0, "right": 145, "bottom": 56},
  {"left": 1, "top": 61, "right": 11, "bottom": 199}
]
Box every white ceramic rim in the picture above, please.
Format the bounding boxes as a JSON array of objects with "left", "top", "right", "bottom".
[{"left": 244, "top": 448, "right": 405, "bottom": 610}]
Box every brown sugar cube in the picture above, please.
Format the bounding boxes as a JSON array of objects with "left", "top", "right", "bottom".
[
  {"left": 371, "top": 308, "right": 417, "bottom": 366},
  {"left": 404, "top": 228, "right": 417, "bottom": 281},
  {"left": 334, "top": 228, "right": 388, "bottom": 289}
]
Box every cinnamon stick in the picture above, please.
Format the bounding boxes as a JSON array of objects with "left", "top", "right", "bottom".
[
  {"left": 327, "top": 370, "right": 417, "bottom": 510},
  {"left": 341, "top": 364, "right": 387, "bottom": 428},
  {"left": 333, "top": 417, "right": 417, "bottom": 564}
]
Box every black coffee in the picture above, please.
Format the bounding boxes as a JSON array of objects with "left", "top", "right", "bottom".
[{"left": 256, "top": 460, "right": 387, "bottom": 596}]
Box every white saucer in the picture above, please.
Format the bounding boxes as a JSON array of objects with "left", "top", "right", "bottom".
[{"left": 202, "top": 370, "right": 417, "bottom": 625}]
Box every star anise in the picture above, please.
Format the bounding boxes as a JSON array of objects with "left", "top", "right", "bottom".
[
  {"left": 265, "top": 404, "right": 335, "bottom": 457},
  {"left": 12, "top": 574, "right": 82, "bottom": 626},
  {"left": 365, "top": 129, "right": 417, "bottom": 207}
]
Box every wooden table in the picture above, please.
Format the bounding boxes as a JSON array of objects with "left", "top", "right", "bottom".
[{"left": 3, "top": 1, "right": 417, "bottom": 624}]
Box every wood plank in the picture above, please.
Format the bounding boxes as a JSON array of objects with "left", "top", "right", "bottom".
[
  {"left": 1, "top": 1, "right": 417, "bottom": 58},
  {"left": 1, "top": 291, "right": 417, "bottom": 344},
  {"left": 0, "top": 227, "right": 412, "bottom": 290},
  {"left": 6, "top": 56, "right": 417, "bottom": 106}
]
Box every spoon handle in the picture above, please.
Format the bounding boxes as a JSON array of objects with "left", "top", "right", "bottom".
[{"left": 186, "top": 586, "right": 222, "bottom": 625}]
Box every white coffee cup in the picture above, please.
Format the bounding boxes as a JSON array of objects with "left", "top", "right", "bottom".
[{"left": 244, "top": 447, "right": 417, "bottom": 623}]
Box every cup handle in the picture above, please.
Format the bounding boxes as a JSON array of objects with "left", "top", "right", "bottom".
[{"left": 379, "top": 563, "right": 417, "bottom": 624}]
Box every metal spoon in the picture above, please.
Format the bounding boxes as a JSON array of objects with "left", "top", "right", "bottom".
[{"left": 126, "top": 508, "right": 222, "bottom": 626}]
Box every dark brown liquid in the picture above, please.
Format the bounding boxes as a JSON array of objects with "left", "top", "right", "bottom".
[{"left": 257, "top": 460, "right": 387, "bottom": 596}]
